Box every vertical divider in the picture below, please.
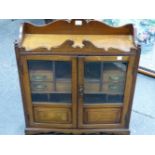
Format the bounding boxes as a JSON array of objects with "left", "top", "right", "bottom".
[
  {"left": 78, "top": 57, "right": 85, "bottom": 128},
  {"left": 53, "top": 61, "right": 56, "bottom": 91},
  {"left": 100, "top": 62, "right": 104, "bottom": 91},
  {"left": 20, "top": 56, "right": 34, "bottom": 124},
  {"left": 72, "top": 57, "right": 78, "bottom": 128}
]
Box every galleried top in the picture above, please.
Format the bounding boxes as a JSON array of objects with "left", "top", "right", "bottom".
[{"left": 18, "top": 19, "right": 137, "bottom": 52}]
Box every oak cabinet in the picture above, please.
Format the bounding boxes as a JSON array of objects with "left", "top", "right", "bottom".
[{"left": 15, "top": 19, "right": 140, "bottom": 134}]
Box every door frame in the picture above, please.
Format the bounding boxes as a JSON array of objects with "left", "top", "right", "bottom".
[
  {"left": 20, "top": 55, "right": 78, "bottom": 128},
  {"left": 78, "top": 55, "right": 135, "bottom": 129}
]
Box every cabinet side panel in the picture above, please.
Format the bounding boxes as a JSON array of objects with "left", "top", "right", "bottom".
[
  {"left": 121, "top": 49, "right": 140, "bottom": 127},
  {"left": 15, "top": 44, "right": 30, "bottom": 127}
]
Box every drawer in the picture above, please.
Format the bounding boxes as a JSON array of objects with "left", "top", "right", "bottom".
[
  {"left": 56, "top": 80, "right": 71, "bottom": 92},
  {"left": 102, "top": 82, "right": 124, "bottom": 94},
  {"left": 103, "top": 70, "right": 125, "bottom": 83},
  {"left": 34, "top": 107, "right": 71, "bottom": 123},
  {"left": 84, "top": 82, "right": 100, "bottom": 92},
  {"left": 84, "top": 107, "right": 121, "bottom": 124},
  {"left": 30, "top": 70, "right": 53, "bottom": 81},
  {"left": 31, "top": 81, "right": 54, "bottom": 93}
]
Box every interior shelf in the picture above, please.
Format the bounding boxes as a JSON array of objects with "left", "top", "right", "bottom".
[{"left": 84, "top": 92, "right": 124, "bottom": 95}]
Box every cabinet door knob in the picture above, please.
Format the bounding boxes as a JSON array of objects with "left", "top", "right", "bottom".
[{"left": 79, "top": 86, "right": 84, "bottom": 97}]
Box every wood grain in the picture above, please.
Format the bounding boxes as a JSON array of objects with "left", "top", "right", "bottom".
[
  {"left": 84, "top": 107, "right": 121, "bottom": 124},
  {"left": 21, "top": 19, "right": 134, "bottom": 35},
  {"left": 34, "top": 106, "right": 71, "bottom": 123},
  {"left": 15, "top": 19, "right": 140, "bottom": 135},
  {"left": 21, "top": 34, "right": 135, "bottom": 51}
]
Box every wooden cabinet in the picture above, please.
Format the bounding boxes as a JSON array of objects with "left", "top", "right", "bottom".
[{"left": 15, "top": 19, "right": 140, "bottom": 134}]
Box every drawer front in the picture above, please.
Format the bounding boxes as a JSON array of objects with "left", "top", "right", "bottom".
[
  {"left": 84, "top": 107, "right": 121, "bottom": 124},
  {"left": 31, "top": 82, "right": 54, "bottom": 93},
  {"left": 85, "top": 82, "right": 100, "bottom": 92},
  {"left": 30, "top": 70, "right": 53, "bottom": 81},
  {"left": 102, "top": 82, "right": 124, "bottom": 94},
  {"left": 34, "top": 107, "right": 71, "bottom": 123},
  {"left": 103, "top": 70, "right": 125, "bottom": 83},
  {"left": 56, "top": 82, "right": 71, "bottom": 92}
]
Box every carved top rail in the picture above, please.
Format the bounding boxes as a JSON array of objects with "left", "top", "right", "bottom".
[{"left": 17, "top": 19, "right": 138, "bottom": 53}]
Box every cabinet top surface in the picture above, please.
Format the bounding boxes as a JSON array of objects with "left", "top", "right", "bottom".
[{"left": 18, "top": 19, "right": 137, "bottom": 52}]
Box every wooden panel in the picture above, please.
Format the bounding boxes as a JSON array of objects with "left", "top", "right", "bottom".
[
  {"left": 121, "top": 52, "right": 140, "bottom": 127},
  {"left": 22, "top": 19, "right": 134, "bottom": 35},
  {"left": 34, "top": 107, "right": 71, "bottom": 123},
  {"left": 84, "top": 107, "right": 121, "bottom": 124}
]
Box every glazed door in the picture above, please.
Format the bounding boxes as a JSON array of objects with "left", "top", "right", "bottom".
[
  {"left": 78, "top": 56, "right": 133, "bottom": 128},
  {"left": 21, "top": 55, "right": 77, "bottom": 128}
]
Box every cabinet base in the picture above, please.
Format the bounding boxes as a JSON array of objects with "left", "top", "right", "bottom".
[{"left": 25, "top": 127, "right": 130, "bottom": 135}]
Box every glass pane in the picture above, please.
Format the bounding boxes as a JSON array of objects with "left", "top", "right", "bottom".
[
  {"left": 84, "top": 62, "right": 101, "bottom": 79},
  {"left": 55, "top": 61, "right": 71, "bottom": 79},
  {"left": 27, "top": 60, "right": 72, "bottom": 104},
  {"left": 84, "top": 61, "right": 128, "bottom": 104}
]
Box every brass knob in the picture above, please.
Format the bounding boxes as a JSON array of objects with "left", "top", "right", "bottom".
[{"left": 79, "top": 86, "right": 84, "bottom": 96}]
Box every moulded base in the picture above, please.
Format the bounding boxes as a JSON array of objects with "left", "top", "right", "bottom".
[{"left": 25, "top": 127, "right": 130, "bottom": 135}]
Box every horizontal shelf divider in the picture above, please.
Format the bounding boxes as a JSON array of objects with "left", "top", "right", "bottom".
[
  {"left": 30, "top": 79, "right": 71, "bottom": 82},
  {"left": 84, "top": 92, "right": 124, "bottom": 95},
  {"left": 84, "top": 103, "right": 122, "bottom": 107},
  {"left": 84, "top": 79, "right": 101, "bottom": 82},
  {"left": 33, "top": 102, "right": 71, "bottom": 107},
  {"left": 32, "top": 91, "right": 71, "bottom": 94}
]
